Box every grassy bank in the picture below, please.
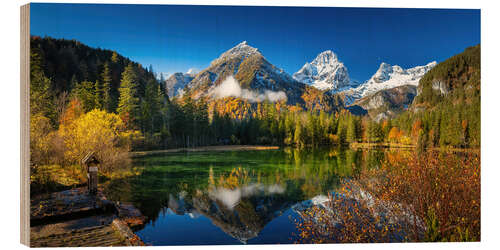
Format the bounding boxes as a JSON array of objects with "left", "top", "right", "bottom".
[
  {"left": 350, "top": 142, "right": 480, "bottom": 154},
  {"left": 349, "top": 142, "right": 415, "bottom": 149},
  {"left": 130, "top": 145, "right": 280, "bottom": 157}
]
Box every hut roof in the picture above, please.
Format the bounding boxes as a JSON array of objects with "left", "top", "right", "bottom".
[{"left": 81, "top": 151, "right": 100, "bottom": 165}]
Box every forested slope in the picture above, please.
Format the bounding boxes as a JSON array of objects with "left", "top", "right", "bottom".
[
  {"left": 393, "top": 45, "right": 481, "bottom": 148},
  {"left": 31, "top": 36, "right": 161, "bottom": 117}
]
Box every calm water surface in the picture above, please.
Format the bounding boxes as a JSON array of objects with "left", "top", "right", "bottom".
[{"left": 103, "top": 148, "right": 389, "bottom": 245}]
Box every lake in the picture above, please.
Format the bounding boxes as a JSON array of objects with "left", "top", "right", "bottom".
[{"left": 103, "top": 147, "right": 391, "bottom": 245}]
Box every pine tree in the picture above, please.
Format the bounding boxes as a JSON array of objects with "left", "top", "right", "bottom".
[
  {"left": 417, "top": 129, "right": 428, "bottom": 153},
  {"left": 194, "top": 98, "right": 209, "bottom": 146},
  {"left": 159, "top": 72, "right": 165, "bottom": 89},
  {"left": 94, "top": 80, "right": 103, "bottom": 109},
  {"left": 294, "top": 117, "right": 304, "bottom": 148},
  {"left": 368, "top": 121, "right": 383, "bottom": 143},
  {"left": 117, "top": 64, "right": 140, "bottom": 127},
  {"left": 111, "top": 51, "right": 119, "bottom": 63},
  {"left": 346, "top": 115, "right": 358, "bottom": 143},
  {"left": 431, "top": 113, "right": 441, "bottom": 147},
  {"left": 79, "top": 61, "right": 89, "bottom": 81},
  {"left": 74, "top": 80, "right": 98, "bottom": 112},
  {"left": 100, "top": 62, "right": 112, "bottom": 112},
  {"left": 306, "top": 112, "right": 316, "bottom": 146},
  {"left": 70, "top": 74, "right": 78, "bottom": 91},
  {"left": 319, "top": 111, "right": 329, "bottom": 143},
  {"left": 141, "top": 79, "right": 163, "bottom": 134},
  {"left": 159, "top": 72, "right": 165, "bottom": 83},
  {"left": 157, "top": 81, "right": 168, "bottom": 137},
  {"left": 30, "top": 49, "right": 55, "bottom": 122},
  {"left": 337, "top": 117, "right": 347, "bottom": 145},
  {"left": 284, "top": 112, "right": 295, "bottom": 145}
]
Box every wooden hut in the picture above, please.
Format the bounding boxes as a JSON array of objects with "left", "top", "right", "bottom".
[{"left": 81, "top": 152, "right": 100, "bottom": 194}]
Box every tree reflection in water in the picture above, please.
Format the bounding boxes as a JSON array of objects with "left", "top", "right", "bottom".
[{"left": 102, "top": 148, "right": 388, "bottom": 244}]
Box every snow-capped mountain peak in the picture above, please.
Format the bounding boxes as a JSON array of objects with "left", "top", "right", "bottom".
[
  {"left": 406, "top": 61, "right": 437, "bottom": 74},
  {"left": 165, "top": 72, "right": 195, "bottom": 97},
  {"left": 370, "top": 61, "right": 437, "bottom": 84},
  {"left": 213, "top": 41, "right": 261, "bottom": 64},
  {"left": 293, "top": 50, "right": 351, "bottom": 91},
  {"left": 341, "top": 61, "right": 437, "bottom": 105},
  {"left": 311, "top": 50, "right": 339, "bottom": 65},
  {"left": 372, "top": 62, "right": 394, "bottom": 83},
  {"left": 184, "top": 40, "right": 309, "bottom": 104}
]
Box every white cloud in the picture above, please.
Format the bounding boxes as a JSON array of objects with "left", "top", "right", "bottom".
[
  {"left": 209, "top": 183, "right": 286, "bottom": 210},
  {"left": 211, "top": 75, "right": 287, "bottom": 103},
  {"left": 186, "top": 68, "right": 198, "bottom": 75},
  {"left": 211, "top": 188, "right": 241, "bottom": 210}
]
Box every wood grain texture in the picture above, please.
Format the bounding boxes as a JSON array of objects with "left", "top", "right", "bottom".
[{"left": 20, "top": 3, "right": 30, "bottom": 246}]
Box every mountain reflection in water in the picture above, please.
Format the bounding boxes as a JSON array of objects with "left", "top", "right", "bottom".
[
  {"left": 102, "top": 148, "right": 388, "bottom": 245},
  {"left": 164, "top": 183, "right": 292, "bottom": 243}
]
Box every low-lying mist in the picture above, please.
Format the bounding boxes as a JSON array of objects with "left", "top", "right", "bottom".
[{"left": 211, "top": 76, "right": 287, "bottom": 103}]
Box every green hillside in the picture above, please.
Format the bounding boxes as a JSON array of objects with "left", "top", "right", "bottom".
[
  {"left": 390, "top": 45, "right": 480, "bottom": 148},
  {"left": 31, "top": 36, "right": 161, "bottom": 115}
]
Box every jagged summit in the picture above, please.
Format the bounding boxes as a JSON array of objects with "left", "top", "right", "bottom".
[
  {"left": 373, "top": 62, "right": 398, "bottom": 83},
  {"left": 179, "top": 41, "right": 437, "bottom": 108},
  {"left": 406, "top": 61, "right": 437, "bottom": 74},
  {"left": 372, "top": 61, "right": 437, "bottom": 84},
  {"left": 311, "top": 50, "right": 339, "bottom": 65},
  {"left": 165, "top": 72, "right": 194, "bottom": 97},
  {"left": 293, "top": 50, "right": 351, "bottom": 91},
  {"left": 340, "top": 61, "right": 437, "bottom": 105},
  {"left": 186, "top": 40, "right": 307, "bottom": 104},
  {"left": 212, "top": 41, "right": 261, "bottom": 65}
]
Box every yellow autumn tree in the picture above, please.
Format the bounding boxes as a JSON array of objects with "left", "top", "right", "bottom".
[
  {"left": 30, "top": 114, "right": 55, "bottom": 166},
  {"left": 58, "top": 109, "right": 138, "bottom": 174},
  {"left": 388, "top": 127, "right": 401, "bottom": 143}
]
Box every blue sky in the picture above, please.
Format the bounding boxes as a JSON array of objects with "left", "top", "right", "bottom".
[{"left": 30, "top": 3, "right": 480, "bottom": 81}]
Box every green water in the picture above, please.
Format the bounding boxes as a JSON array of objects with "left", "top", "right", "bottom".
[{"left": 103, "top": 148, "right": 387, "bottom": 245}]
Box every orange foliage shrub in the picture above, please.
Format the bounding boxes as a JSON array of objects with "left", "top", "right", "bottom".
[
  {"left": 59, "top": 99, "right": 83, "bottom": 126},
  {"left": 296, "top": 151, "right": 480, "bottom": 243},
  {"left": 375, "top": 152, "right": 480, "bottom": 241},
  {"left": 411, "top": 120, "right": 423, "bottom": 138},
  {"left": 388, "top": 127, "right": 401, "bottom": 143}
]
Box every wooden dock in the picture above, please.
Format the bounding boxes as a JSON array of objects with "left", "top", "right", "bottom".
[{"left": 30, "top": 187, "right": 145, "bottom": 247}]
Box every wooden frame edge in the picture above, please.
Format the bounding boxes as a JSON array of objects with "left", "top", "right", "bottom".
[{"left": 20, "top": 3, "right": 30, "bottom": 247}]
